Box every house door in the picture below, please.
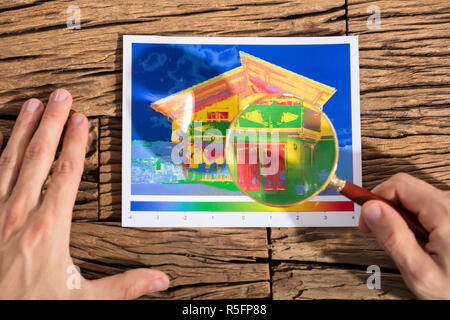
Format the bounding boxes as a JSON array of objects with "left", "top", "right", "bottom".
[
  {"left": 236, "top": 143, "right": 260, "bottom": 191},
  {"left": 262, "top": 144, "right": 286, "bottom": 191}
]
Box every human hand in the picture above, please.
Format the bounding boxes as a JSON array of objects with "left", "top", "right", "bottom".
[
  {"left": 0, "top": 89, "right": 170, "bottom": 299},
  {"left": 359, "top": 173, "right": 450, "bottom": 299}
]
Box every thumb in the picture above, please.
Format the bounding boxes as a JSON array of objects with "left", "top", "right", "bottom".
[
  {"left": 88, "top": 268, "right": 170, "bottom": 300},
  {"left": 361, "top": 200, "right": 434, "bottom": 277}
]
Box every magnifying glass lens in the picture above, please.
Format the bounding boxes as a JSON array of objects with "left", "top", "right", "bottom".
[{"left": 226, "top": 95, "right": 338, "bottom": 206}]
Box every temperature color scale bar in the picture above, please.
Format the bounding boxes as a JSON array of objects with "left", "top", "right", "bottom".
[
  {"left": 131, "top": 201, "right": 354, "bottom": 212},
  {"left": 126, "top": 201, "right": 358, "bottom": 227}
]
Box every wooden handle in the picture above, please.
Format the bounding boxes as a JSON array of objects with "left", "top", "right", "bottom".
[{"left": 340, "top": 180, "right": 428, "bottom": 242}]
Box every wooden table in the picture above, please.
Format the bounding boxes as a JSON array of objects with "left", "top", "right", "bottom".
[{"left": 0, "top": 0, "right": 448, "bottom": 299}]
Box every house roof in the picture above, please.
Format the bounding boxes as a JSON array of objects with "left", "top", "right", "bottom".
[{"left": 150, "top": 51, "right": 336, "bottom": 121}]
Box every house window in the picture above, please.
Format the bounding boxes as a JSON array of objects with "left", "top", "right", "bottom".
[
  {"left": 207, "top": 112, "right": 217, "bottom": 120},
  {"left": 207, "top": 111, "right": 228, "bottom": 122}
]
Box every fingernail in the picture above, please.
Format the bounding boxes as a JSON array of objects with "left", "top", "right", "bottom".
[
  {"left": 364, "top": 203, "right": 382, "bottom": 226},
  {"left": 70, "top": 113, "right": 84, "bottom": 126},
  {"left": 149, "top": 278, "right": 168, "bottom": 292},
  {"left": 51, "top": 89, "right": 69, "bottom": 102},
  {"left": 24, "top": 99, "right": 41, "bottom": 112}
]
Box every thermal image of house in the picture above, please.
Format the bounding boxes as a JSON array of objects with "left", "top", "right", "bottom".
[{"left": 149, "top": 51, "right": 336, "bottom": 190}]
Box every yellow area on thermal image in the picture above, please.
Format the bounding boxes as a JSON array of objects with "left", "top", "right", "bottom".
[
  {"left": 280, "top": 112, "right": 299, "bottom": 124},
  {"left": 240, "top": 110, "right": 266, "bottom": 126}
]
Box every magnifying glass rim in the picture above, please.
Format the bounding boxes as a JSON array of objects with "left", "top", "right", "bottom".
[{"left": 224, "top": 92, "right": 339, "bottom": 207}]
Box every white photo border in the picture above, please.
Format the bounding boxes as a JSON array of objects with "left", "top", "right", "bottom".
[{"left": 122, "top": 35, "right": 361, "bottom": 227}]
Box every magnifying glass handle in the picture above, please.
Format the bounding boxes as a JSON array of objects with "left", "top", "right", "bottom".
[{"left": 338, "top": 180, "right": 428, "bottom": 242}]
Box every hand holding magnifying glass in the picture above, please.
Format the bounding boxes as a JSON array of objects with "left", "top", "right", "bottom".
[{"left": 225, "top": 94, "right": 428, "bottom": 242}]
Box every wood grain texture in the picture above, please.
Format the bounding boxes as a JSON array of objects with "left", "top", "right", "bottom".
[
  {"left": 271, "top": 228, "right": 396, "bottom": 269},
  {"left": 72, "top": 118, "right": 99, "bottom": 220},
  {"left": 349, "top": 0, "right": 450, "bottom": 92},
  {"left": 0, "top": 118, "right": 98, "bottom": 220},
  {"left": 270, "top": 0, "right": 449, "bottom": 300},
  {"left": 70, "top": 221, "right": 270, "bottom": 299},
  {"left": 272, "top": 262, "right": 415, "bottom": 300},
  {"left": 348, "top": 0, "right": 450, "bottom": 190},
  {"left": 0, "top": 0, "right": 346, "bottom": 117}
]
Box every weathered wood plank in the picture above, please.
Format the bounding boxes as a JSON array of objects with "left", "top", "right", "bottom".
[
  {"left": 0, "top": 1, "right": 346, "bottom": 36},
  {"left": 99, "top": 117, "right": 121, "bottom": 220},
  {"left": 272, "top": 262, "right": 415, "bottom": 300},
  {"left": 142, "top": 282, "right": 270, "bottom": 300},
  {"left": 349, "top": 0, "right": 450, "bottom": 92},
  {"left": 70, "top": 221, "right": 270, "bottom": 299},
  {"left": 271, "top": 228, "right": 396, "bottom": 269},
  {"left": 362, "top": 135, "right": 450, "bottom": 189},
  {"left": 348, "top": 0, "right": 450, "bottom": 189},
  {"left": 0, "top": 0, "right": 346, "bottom": 117},
  {"left": 0, "top": 118, "right": 99, "bottom": 220}
]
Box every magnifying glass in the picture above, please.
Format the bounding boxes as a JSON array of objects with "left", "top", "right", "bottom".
[{"left": 225, "top": 93, "right": 427, "bottom": 241}]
